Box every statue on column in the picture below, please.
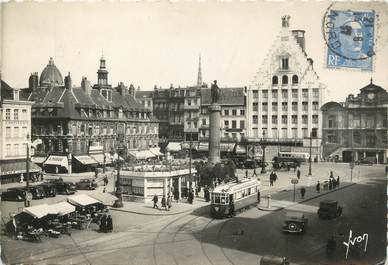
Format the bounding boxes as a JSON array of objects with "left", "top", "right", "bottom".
[
  {"left": 211, "top": 80, "right": 220, "bottom": 104},
  {"left": 282, "top": 15, "right": 290, "bottom": 28}
]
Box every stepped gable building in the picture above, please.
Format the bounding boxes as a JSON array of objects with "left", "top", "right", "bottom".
[
  {"left": 321, "top": 80, "right": 388, "bottom": 163},
  {"left": 0, "top": 80, "right": 38, "bottom": 184},
  {"left": 28, "top": 57, "right": 159, "bottom": 173},
  {"left": 246, "top": 15, "right": 325, "bottom": 160}
]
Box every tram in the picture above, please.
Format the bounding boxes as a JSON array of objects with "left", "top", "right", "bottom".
[
  {"left": 276, "top": 152, "right": 309, "bottom": 163},
  {"left": 210, "top": 179, "right": 261, "bottom": 219}
]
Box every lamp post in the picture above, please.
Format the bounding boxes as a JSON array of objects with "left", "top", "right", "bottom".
[
  {"left": 113, "top": 139, "right": 124, "bottom": 208},
  {"left": 260, "top": 131, "right": 267, "bottom": 174},
  {"left": 308, "top": 131, "right": 312, "bottom": 176},
  {"left": 187, "top": 117, "right": 198, "bottom": 191},
  {"left": 25, "top": 134, "right": 31, "bottom": 207}
]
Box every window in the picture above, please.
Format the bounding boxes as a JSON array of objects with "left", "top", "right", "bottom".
[
  {"left": 253, "top": 90, "right": 258, "bottom": 99},
  {"left": 262, "top": 115, "right": 268, "bottom": 124},
  {"left": 272, "top": 128, "right": 278, "bottom": 138},
  {"left": 282, "top": 102, "right": 288, "bottom": 111},
  {"left": 328, "top": 132, "right": 337, "bottom": 144},
  {"left": 281, "top": 115, "right": 287, "bottom": 124},
  {"left": 14, "top": 144, "right": 19, "bottom": 156},
  {"left": 187, "top": 99, "right": 191, "bottom": 106},
  {"left": 292, "top": 89, "right": 298, "bottom": 99},
  {"left": 232, "top": 110, "right": 237, "bottom": 116},
  {"left": 292, "top": 75, "right": 299, "bottom": 84},
  {"left": 240, "top": 110, "right": 245, "bottom": 116},
  {"left": 272, "top": 76, "right": 278, "bottom": 85},
  {"left": 272, "top": 91, "right": 278, "bottom": 98},
  {"left": 5, "top": 127, "right": 11, "bottom": 138},
  {"left": 232, "top": 120, "right": 237, "bottom": 129},
  {"left": 312, "top": 115, "right": 318, "bottom": 124},
  {"left": 14, "top": 127, "right": 19, "bottom": 138},
  {"left": 262, "top": 103, "right": 268, "bottom": 111},
  {"left": 282, "top": 90, "right": 288, "bottom": 99},
  {"left": 272, "top": 102, "right": 278, "bottom": 111},
  {"left": 202, "top": 119, "right": 206, "bottom": 126},
  {"left": 272, "top": 115, "right": 278, "bottom": 124},
  {"left": 262, "top": 90, "right": 268, "bottom": 99},
  {"left": 292, "top": 115, "right": 297, "bottom": 124},
  {"left": 6, "top": 144, "right": 11, "bottom": 156},
  {"left": 292, "top": 102, "right": 298, "bottom": 111},
  {"left": 313, "top": 88, "right": 319, "bottom": 98},
  {"left": 302, "top": 89, "right": 308, "bottom": 98},
  {"left": 302, "top": 115, "right": 308, "bottom": 124},
  {"left": 281, "top": 57, "right": 289, "bottom": 70},
  {"left": 292, "top": 128, "right": 297, "bottom": 138},
  {"left": 22, "top": 109, "right": 27, "bottom": 120},
  {"left": 5, "top": 109, "right": 11, "bottom": 120},
  {"left": 282, "top": 75, "right": 288, "bottom": 85},
  {"left": 312, "top": 102, "right": 319, "bottom": 111},
  {"left": 253, "top": 103, "right": 258, "bottom": 111},
  {"left": 224, "top": 110, "right": 229, "bottom": 116},
  {"left": 302, "top": 128, "right": 308, "bottom": 138},
  {"left": 224, "top": 120, "right": 229, "bottom": 128},
  {"left": 253, "top": 115, "right": 258, "bottom": 124},
  {"left": 281, "top": 128, "right": 287, "bottom": 138},
  {"left": 240, "top": 120, "right": 245, "bottom": 129},
  {"left": 13, "top": 109, "right": 19, "bottom": 120},
  {"left": 302, "top": 102, "right": 308, "bottom": 111}
]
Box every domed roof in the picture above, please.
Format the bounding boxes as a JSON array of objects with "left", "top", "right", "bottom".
[{"left": 39, "top": 57, "right": 63, "bottom": 87}]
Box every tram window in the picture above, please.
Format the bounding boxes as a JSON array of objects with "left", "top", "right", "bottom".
[
  {"left": 236, "top": 191, "right": 242, "bottom": 200},
  {"left": 226, "top": 196, "right": 229, "bottom": 204},
  {"left": 214, "top": 194, "right": 220, "bottom": 204},
  {"left": 220, "top": 194, "right": 226, "bottom": 204},
  {"left": 247, "top": 188, "right": 251, "bottom": 195}
]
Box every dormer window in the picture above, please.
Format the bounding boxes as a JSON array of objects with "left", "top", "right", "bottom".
[
  {"left": 292, "top": 75, "right": 299, "bottom": 84},
  {"left": 282, "top": 75, "right": 288, "bottom": 85},
  {"left": 281, "top": 57, "right": 289, "bottom": 70},
  {"left": 272, "top": 76, "right": 278, "bottom": 85}
]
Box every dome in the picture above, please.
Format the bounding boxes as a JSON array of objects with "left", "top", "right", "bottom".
[{"left": 39, "top": 57, "right": 63, "bottom": 87}]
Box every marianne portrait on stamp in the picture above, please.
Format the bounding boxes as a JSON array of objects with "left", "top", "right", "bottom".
[{"left": 338, "top": 19, "right": 367, "bottom": 60}]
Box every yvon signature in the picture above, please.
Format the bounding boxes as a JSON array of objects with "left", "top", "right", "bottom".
[{"left": 342, "top": 230, "right": 368, "bottom": 259}]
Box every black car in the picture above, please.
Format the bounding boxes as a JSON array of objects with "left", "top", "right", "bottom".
[
  {"left": 355, "top": 157, "right": 374, "bottom": 165},
  {"left": 244, "top": 159, "right": 257, "bottom": 169},
  {"left": 1, "top": 188, "right": 26, "bottom": 201},
  {"left": 47, "top": 179, "right": 77, "bottom": 195},
  {"left": 75, "top": 179, "right": 98, "bottom": 190},
  {"left": 24, "top": 186, "right": 45, "bottom": 200},
  {"left": 38, "top": 182, "right": 57, "bottom": 197}
]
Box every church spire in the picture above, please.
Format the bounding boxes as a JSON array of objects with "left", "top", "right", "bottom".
[{"left": 197, "top": 55, "right": 203, "bottom": 87}]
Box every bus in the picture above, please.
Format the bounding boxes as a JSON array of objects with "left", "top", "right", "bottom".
[{"left": 274, "top": 152, "right": 309, "bottom": 163}]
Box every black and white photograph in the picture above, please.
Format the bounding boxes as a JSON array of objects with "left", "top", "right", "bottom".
[{"left": 0, "top": 1, "right": 387, "bottom": 265}]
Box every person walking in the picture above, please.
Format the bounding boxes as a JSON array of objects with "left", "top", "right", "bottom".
[
  {"left": 336, "top": 176, "right": 340, "bottom": 187},
  {"left": 103, "top": 187, "right": 106, "bottom": 193},
  {"left": 297, "top": 168, "right": 301, "bottom": 180},
  {"left": 228, "top": 197, "right": 235, "bottom": 217},
  {"left": 106, "top": 215, "right": 113, "bottom": 232},
  {"left": 152, "top": 194, "right": 159, "bottom": 209},
  {"left": 273, "top": 172, "right": 278, "bottom": 183},
  {"left": 316, "top": 181, "right": 321, "bottom": 193},
  {"left": 329, "top": 178, "right": 333, "bottom": 190},
  {"left": 188, "top": 190, "right": 194, "bottom": 204},
  {"left": 167, "top": 195, "right": 172, "bottom": 211},
  {"left": 253, "top": 167, "right": 258, "bottom": 178},
  {"left": 269, "top": 173, "right": 274, "bottom": 187},
  {"left": 257, "top": 190, "right": 261, "bottom": 204},
  {"left": 245, "top": 169, "right": 249, "bottom": 178},
  {"left": 161, "top": 195, "right": 167, "bottom": 211},
  {"left": 300, "top": 187, "right": 306, "bottom": 199},
  {"left": 100, "top": 214, "right": 107, "bottom": 233}
]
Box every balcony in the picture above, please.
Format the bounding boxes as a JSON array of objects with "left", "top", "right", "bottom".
[{"left": 183, "top": 104, "right": 200, "bottom": 110}]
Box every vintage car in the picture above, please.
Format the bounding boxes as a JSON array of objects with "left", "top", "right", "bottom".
[
  {"left": 76, "top": 179, "right": 98, "bottom": 190},
  {"left": 47, "top": 179, "right": 77, "bottom": 195},
  {"left": 38, "top": 182, "right": 57, "bottom": 197},
  {"left": 243, "top": 159, "right": 257, "bottom": 169},
  {"left": 282, "top": 212, "right": 308, "bottom": 234},
  {"left": 318, "top": 200, "right": 342, "bottom": 220},
  {"left": 355, "top": 157, "right": 374, "bottom": 165},
  {"left": 260, "top": 255, "right": 290, "bottom": 265},
  {"left": 1, "top": 188, "right": 26, "bottom": 201},
  {"left": 25, "top": 186, "right": 45, "bottom": 200}
]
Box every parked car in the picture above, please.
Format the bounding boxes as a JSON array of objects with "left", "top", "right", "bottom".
[
  {"left": 38, "top": 182, "right": 57, "bottom": 197},
  {"left": 260, "top": 255, "right": 290, "bottom": 265},
  {"left": 76, "top": 179, "right": 98, "bottom": 190},
  {"left": 282, "top": 212, "right": 308, "bottom": 234},
  {"left": 355, "top": 157, "right": 374, "bottom": 165},
  {"left": 24, "top": 186, "right": 45, "bottom": 200},
  {"left": 47, "top": 179, "right": 77, "bottom": 195},
  {"left": 1, "top": 188, "right": 26, "bottom": 201},
  {"left": 244, "top": 159, "right": 257, "bottom": 169},
  {"left": 318, "top": 200, "right": 342, "bottom": 220}
]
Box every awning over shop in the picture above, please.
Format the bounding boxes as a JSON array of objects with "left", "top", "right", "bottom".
[
  {"left": 73, "top": 155, "right": 98, "bottom": 165},
  {"left": 220, "top": 143, "right": 235, "bottom": 152},
  {"left": 166, "top": 142, "right": 182, "bottom": 152},
  {"left": 23, "top": 204, "right": 50, "bottom": 219},
  {"left": 198, "top": 142, "right": 209, "bottom": 152},
  {"left": 67, "top": 194, "right": 101, "bottom": 207},
  {"left": 31, "top": 156, "right": 47, "bottom": 164},
  {"left": 149, "top": 147, "right": 164, "bottom": 156},
  {"left": 44, "top": 155, "right": 68, "bottom": 169},
  {"left": 48, "top": 202, "right": 75, "bottom": 216},
  {"left": 89, "top": 193, "right": 118, "bottom": 205},
  {"left": 104, "top": 153, "right": 113, "bottom": 164},
  {"left": 89, "top": 154, "right": 105, "bottom": 164},
  {"left": 0, "top": 161, "right": 41, "bottom": 175},
  {"left": 128, "top": 150, "right": 156, "bottom": 160},
  {"left": 235, "top": 144, "right": 246, "bottom": 154}
]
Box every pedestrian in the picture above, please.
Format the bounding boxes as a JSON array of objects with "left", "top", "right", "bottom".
[
  {"left": 330, "top": 171, "right": 334, "bottom": 179},
  {"left": 229, "top": 197, "right": 235, "bottom": 217},
  {"left": 19, "top": 174, "right": 24, "bottom": 183},
  {"left": 253, "top": 167, "right": 258, "bottom": 178},
  {"left": 103, "top": 176, "right": 108, "bottom": 186},
  {"left": 152, "top": 194, "right": 159, "bottom": 209},
  {"left": 167, "top": 195, "right": 172, "bottom": 211},
  {"left": 316, "top": 181, "right": 321, "bottom": 193},
  {"left": 40, "top": 172, "right": 44, "bottom": 182},
  {"left": 245, "top": 169, "right": 249, "bottom": 178},
  {"left": 257, "top": 190, "right": 261, "bottom": 204},
  {"left": 204, "top": 187, "right": 210, "bottom": 202},
  {"left": 273, "top": 172, "right": 278, "bottom": 182},
  {"left": 300, "top": 187, "right": 306, "bottom": 199},
  {"left": 297, "top": 168, "right": 301, "bottom": 180},
  {"left": 336, "top": 176, "right": 340, "bottom": 187},
  {"left": 106, "top": 215, "right": 113, "bottom": 232},
  {"left": 161, "top": 195, "right": 167, "bottom": 210},
  {"left": 269, "top": 172, "right": 274, "bottom": 186},
  {"left": 188, "top": 190, "right": 194, "bottom": 204},
  {"left": 103, "top": 187, "right": 106, "bottom": 193},
  {"left": 100, "top": 214, "right": 107, "bottom": 232},
  {"left": 329, "top": 179, "right": 333, "bottom": 190}
]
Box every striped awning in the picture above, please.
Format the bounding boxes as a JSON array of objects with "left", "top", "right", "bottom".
[
  {"left": 0, "top": 161, "right": 41, "bottom": 176},
  {"left": 73, "top": 155, "right": 98, "bottom": 165}
]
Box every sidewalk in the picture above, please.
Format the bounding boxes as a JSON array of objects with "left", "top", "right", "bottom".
[{"left": 110, "top": 196, "right": 210, "bottom": 216}]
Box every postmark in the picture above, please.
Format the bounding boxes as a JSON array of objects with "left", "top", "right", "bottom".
[{"left": 323, "top": 9, "right": 375, "bottom": 71}]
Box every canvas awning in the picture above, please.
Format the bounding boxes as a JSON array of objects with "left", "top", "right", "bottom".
[
  {"left": 31, "top": 156, "right": 47, "bottom": 164},
  {"left": 0, "top": 161, "right": 41, "bottom": 176},
  {"left": 48, "top": 202, "right": 75, "bottom": 216},
  {"left": 104, "top": 153, "right": 113, "bottom": 164},
  {"left": 166, "top": 142, "right": 182, "bottom": 152},
  {"left": 67, "top": 194, "right": 101, "bottom": 207},
  {"left": 44, "top": 155, "right": 68, "bottom": 169},
  {"left": 149, "top": 147, "right": 164, "bottom": 156},
  {"left": 23, "top": 204, "right": 50, "bottom": 219},
  {"left": 89, "top": 193, "right": 118, "bottom": 205},
  {"left": 89, "top": 153, "right": 105, "bottom": 164},
  {"left": 73, "top": 155, "right": 98, "bottom": 165},
  {"left": 128, "top": 150, "right": 156, "bottom": 160}
]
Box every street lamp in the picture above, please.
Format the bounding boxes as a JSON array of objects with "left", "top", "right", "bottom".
[
  {"left": 260, "top": 131, "right": 267, "bottom": 174},
  {"left": 308, "top": 131, "right": 312, "bottom": 176},
  {"left": 113, "top": 139, "right": 124, "bottom": 208},
  {"left": 187, "top": 117, "right": 199, "bottom": 191}
]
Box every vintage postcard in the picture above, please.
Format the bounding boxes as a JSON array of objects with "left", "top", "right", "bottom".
[{"left": 0, "top": 1, "right": 387, "bottom": 265}]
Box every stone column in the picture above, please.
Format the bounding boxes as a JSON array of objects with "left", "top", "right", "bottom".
[
  {"left": 178, "top": 176, "right": 182, "bottom": 200},
  {"left": 209, "top": 103, "right": 221, "bottom": 164},
  {"left": 163, "top": 178, "right": 168, "bottom": 197}
]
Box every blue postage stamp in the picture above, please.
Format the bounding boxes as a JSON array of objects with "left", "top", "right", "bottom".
[{"left": 325, "top": 10, "right": 375, "bottom": 71}]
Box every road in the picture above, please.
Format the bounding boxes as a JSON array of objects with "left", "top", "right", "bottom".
[{"left": 1, "top": 163, "right": 386, "bottom": 265}]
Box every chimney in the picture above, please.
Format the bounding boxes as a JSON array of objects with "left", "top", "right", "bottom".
[
  {"left": 29, "top": 72, "right": 39, "bottom": 90},
  {"left": 118, "top": 82, "right": 128, "bottom": 96},
  {"left": 13, "top": 89, "right": 20, "bottom": 101},
  {"left": 292, "top": 30, "right": 306, "bottom": 52},
  {"left": 81, "top": 77, "right": 92, "bottom": 94},
  {"left": 64, "top": 72, "right": 72, "bottom": 90},
  {"left": 128, "top": 84, "right": 135, "bottom": 97}
]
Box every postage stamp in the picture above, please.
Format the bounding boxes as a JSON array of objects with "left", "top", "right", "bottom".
[{"left": 324, "top": 9, "right": 375, "bottom": 71}]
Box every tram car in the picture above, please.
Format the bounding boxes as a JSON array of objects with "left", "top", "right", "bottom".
[{"left": 210, "top": 179, "right": 261, "bottom": 219}]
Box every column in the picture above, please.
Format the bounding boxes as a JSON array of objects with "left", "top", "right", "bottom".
[
  {"left": 376, "top": 153, "right": 379, "bottom": 164},
  {"left": 163, "top": 178, "right": 168, "bottom": 197},
  {"left": 178, "top": 176, "right": 182, "bottom": 200},
  {"left": 143, "top": 178, "right": 148, "bottom": 199}
]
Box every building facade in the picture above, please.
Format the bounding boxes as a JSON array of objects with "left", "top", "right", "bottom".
[
  {"left": 0, "top": 80, "right": 38, "bottom": 184},
  {"left": 28, "top": 57, "right": 159, "bottom": 173},
  {"left": 321, "top": 80, "right": 388, "bottom": 163}
]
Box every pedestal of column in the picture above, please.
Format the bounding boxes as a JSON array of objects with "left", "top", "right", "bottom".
[{"left": 209, "top": 104, "right": 221, "bottom": 164}]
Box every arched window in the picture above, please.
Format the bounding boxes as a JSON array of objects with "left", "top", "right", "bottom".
[
  {"left": 272, "top": 76, "right": 278, "bottom": 85},
  {"left": 282, "top": 75, "right": 288, "bottom": 85},
  {"left": 292, "top": 75, "right": 299, "bottom": 84}
]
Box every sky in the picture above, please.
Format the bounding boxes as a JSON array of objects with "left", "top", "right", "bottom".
[{"left": 1, "top": 1, "right": 387, "bottom": 102}]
